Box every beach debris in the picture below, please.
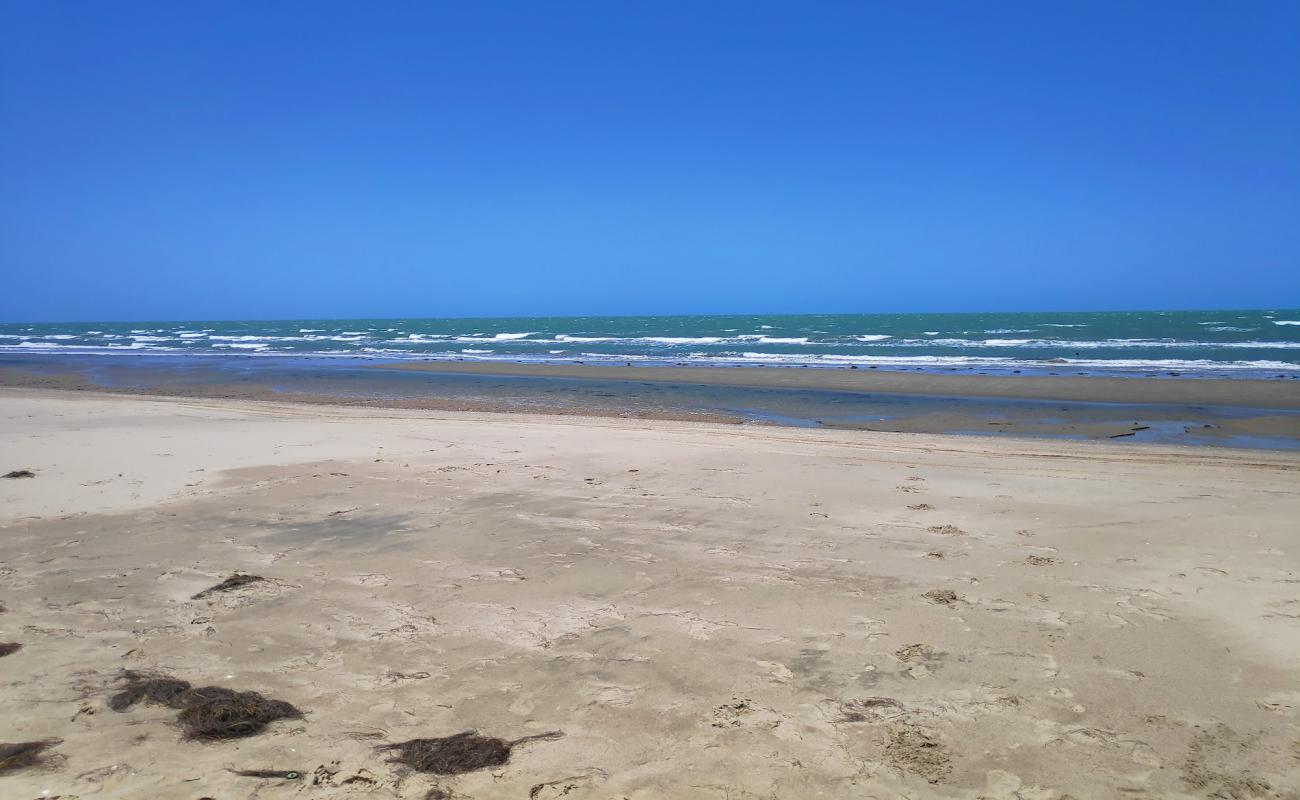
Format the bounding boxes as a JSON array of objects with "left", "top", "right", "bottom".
[
  {"left": 837, "top": 696, "right": 904, "bottom": 723},
  {"left": 0, "top": 642, "right": 22, "bottom": 657},
  {"left": 2, "top": 469, "right": 35, "bottom": 479},
  {"left": 378, "top": 730, "right": 564, "bottom": 775},
  {"left": 327, "top": 507, "right": 358, "bottom": 516},
  {"left": 178, "top": 687, "right": 302, "bottom": 739},
  {"left": 927, "top": 524, "right": 964, "bottom": 536},
  {"left": 923, "top": 589, "right": 960, "bottom": 605},
  {"left": 230, "top": 768, "right": 304, "bottom": 780},
  {"left": 191, "top": 573, "right": 265, "bottom": 600},
  {"left": 1025, "top": 555, "right": 1059, "bottom": 566},
  {"left": 884, "top": 723, "right": 952, "bottom": 783},
  {"left": 1109, "top": 422, "right": 1155, "bottom": 439},
  {"left": 0, "top": 739, "right": 61, "bottom": 774},
  {"left": 108, "top": 670, "right": 301, "bottom": 740},
  {"left": 908, "top": 503, "right": 934, "bottom": 511}
]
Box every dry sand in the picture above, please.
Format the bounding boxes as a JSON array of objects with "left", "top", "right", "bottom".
[{"left": 1, "top": 388, "right": 1298, "bottom": 798}]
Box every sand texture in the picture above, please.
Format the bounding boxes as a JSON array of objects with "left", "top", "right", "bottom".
[{"left": 1, "top": 389, "right": 1298, "bottom": 798}]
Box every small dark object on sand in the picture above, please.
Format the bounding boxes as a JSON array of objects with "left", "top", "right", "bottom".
[
  {"left": 0, "top": 739, "right": 61, "bottom": 774},
  {"left": 2, "top": 469, "right": 35, "bottom": 479},
  {"left": 191, "top": 574, "right": 265, "bottom": 600},
  {"left": 379, "top": 730, "right": 564, "bottom": 775},
  {"left": 0, "top": 642, "right": 22, "bottom": 657},
  {"left": 108, "top": 671, "right": 301, "bottom": 739},
  {"left": 230, "top": 768, "right": 304, "bottom": 780},
  {"left": 177, "top": 686, "right": 301, "bottom": 739}
]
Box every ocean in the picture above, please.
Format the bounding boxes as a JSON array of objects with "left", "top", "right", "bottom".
[{"left": 2, "top": 310, "right": 1298, "bottom": 377}]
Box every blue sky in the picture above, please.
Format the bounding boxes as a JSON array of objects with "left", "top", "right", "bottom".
[{"left": 2, "top": 1, "right": 1297, "bottom": 321}]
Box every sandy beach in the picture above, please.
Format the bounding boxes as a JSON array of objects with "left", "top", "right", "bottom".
[{"left": 2, "top": 388, "right": 1299, "bottom": 798}]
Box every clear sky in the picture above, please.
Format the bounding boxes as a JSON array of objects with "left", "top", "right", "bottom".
[{"left": 2, "top": 1, "right": 1297, "bottom": 322}]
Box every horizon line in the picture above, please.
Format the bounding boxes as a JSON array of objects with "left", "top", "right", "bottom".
[{"left": 3, "top": 307, "right": 1299, "bottom": 326}]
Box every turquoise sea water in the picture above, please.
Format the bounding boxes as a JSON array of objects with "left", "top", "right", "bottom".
[{"left": 2, "top": 310, "right": 1298, "bottom": 376}]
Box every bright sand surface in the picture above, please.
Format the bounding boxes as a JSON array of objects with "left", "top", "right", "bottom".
[{"left": 2, "top": 388, "right": 1298, "bottom": 798}]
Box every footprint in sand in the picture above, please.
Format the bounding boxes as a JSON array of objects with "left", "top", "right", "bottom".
[
  {"left": 895, "top": 642, "right": 938, "bottom": 662},
  {"left": 884, "top": 723, "right": 952, "bottom": 784},
  {"left": 1181, "top": 723, "right": 1278, "bottom": 798},
  {"left": 927, "top": 524, "right": 965, "bottom": 536},
  {"left": 589, "top": 685, "right": 637, "bottom": 707},
  {"left": 923, "top": 589, "right": 961, "bottom": 605},
  {"left": 529, "top": 770, "right": 608, "bottom": 799},
  {"left": 834, "top": 696, "right": 906, "bottom": 723},
  {"left": 895, "top": 643, "right": 942, "bottom": 678},
  {"left": 710, "top": 697, "right": 781, "bottom": 729},
  {"left": 346, "top": 573, "right": 392, "bottom": 587}
]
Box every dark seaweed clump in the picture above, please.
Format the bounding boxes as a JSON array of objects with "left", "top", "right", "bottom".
[
  {"left": 177, "top": 687, "right": 301, "bottom": 739},
  {"left": 3, "top": 469, "right": 36, "bottom": 479},
  {"left": 191, "top": 573, "right": 265, "bottom": 600},
  {"left": 0, "top": 739, "right": 61, "bottom": 774},
  {"left": 0, "top": 642, "right": 22, "bottom": 657},
  {"left": 379, "top": 730, "right": 563, "bottom": 775},
  {"left": 109, "top": 671, "right": 301, "bottom": 740}
]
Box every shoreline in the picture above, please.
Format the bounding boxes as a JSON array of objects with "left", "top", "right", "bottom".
[
  {"left": 372, "top": 360, "right": 1300, "bottom": 409},
  {"left": 3, "top": 358, "right": 1299, "bottom": 451},
  {"left": 0, "top": 372, "right": 754, "bottom": 426}
]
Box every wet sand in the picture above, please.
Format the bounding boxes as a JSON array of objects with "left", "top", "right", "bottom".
[
  {"left": 2, "top": 388, "right": 1298, "bottom": 798},
  {"left": 3, "top": 358, "right": 1299, "bottom": 450},
  {"left": 373, "top": 361, "right": 1300, "bottom": 408}
]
